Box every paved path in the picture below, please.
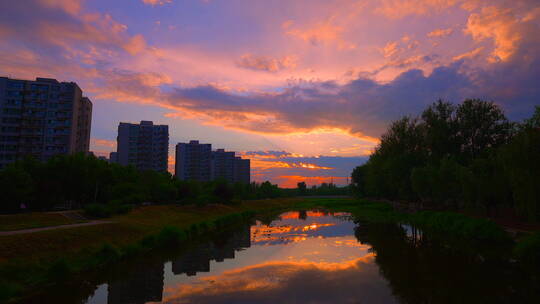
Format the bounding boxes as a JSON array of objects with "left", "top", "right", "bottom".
[{"left": 0, "top": 220, "right": 114, "bottom": 236}]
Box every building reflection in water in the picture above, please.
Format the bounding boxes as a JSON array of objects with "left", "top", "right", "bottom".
[{"left": 172, "top": 225, "right": 251, "bottom": 277}]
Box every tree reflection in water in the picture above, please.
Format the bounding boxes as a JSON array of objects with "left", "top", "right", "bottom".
[{"left": 354, "top": 221, "right": 540, "bottom": 303}]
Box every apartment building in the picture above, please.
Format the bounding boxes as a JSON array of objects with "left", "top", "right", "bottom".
[
  {"left": 175, "top": 141, "right": 250, "bottom": 183},
  {"left": 0, "top": 77, "right": 92, "bottom": 169},
  {"left": 175, "top": 140, "right": 212, "bottom": 181},
  {"left": 116, "top": 121, "right": 169, "bottom": 172}
]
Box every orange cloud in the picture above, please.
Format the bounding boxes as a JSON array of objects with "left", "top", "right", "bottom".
[
  {"left": 427, "top": 27, "right": 454, "bottom": 38},
  {"left": 91, "top": 138, "right": 116, "bottom": 148},
  {"left": 247, "top": 159, "right": 333, "bottom": 171},
  {"left": 89, "top": 138, "right": 116, "bottom": 158},
  {"left": 452, "top": 46, "right": 484, "bottom": 61},
  {"left": 237, "top": 54, "right": 297, "bottom": 72},
  {"left": 382, "top": 41, "right": 399, "bottom": 58},
  {"left": 465, "top": 6, "right": 524, "bottom": 61},
  {"left": 161, "top": 255, "right": 386, "bottom": 303}
]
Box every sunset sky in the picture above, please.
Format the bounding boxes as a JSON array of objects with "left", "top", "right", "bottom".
[{"left": 1, "top": 0, "right": 539, "bottom": 187}]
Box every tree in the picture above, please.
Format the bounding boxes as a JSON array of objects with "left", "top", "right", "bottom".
[
  {"left": 420, "top": 100, "right": 459, "bottom": 161},
  {"left": 455, "top": 99, "right": 513, "bottom": 161},
  {"left": 522, "top": 105, "right": 540, "bottom": 130},
  {"left": 297, "top": 181, "right": 307, "bottom": 195},
  {"left": 0, "top": 165, "right": 33, "bottom": 213}
]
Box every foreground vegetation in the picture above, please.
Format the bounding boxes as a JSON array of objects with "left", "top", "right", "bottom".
[{"left": 352, "top": 100, "right": 540, "bottom": 222}]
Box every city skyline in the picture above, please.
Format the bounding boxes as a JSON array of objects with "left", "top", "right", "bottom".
[{"left": 1, "top": 0, "right": 539, "bottom": 186}]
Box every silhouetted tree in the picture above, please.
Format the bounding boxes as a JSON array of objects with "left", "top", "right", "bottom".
[{"left": 297, "top": 181, "right": 307, "bottom": 195}]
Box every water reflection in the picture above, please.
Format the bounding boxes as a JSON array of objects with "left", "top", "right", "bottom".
[
  {"left": 159, "top": 211, "right": 389, "bottom": 304},
  {"left": 26, "top": 210, "right": 540, "bottom": 303},
  {"left": 172, "top": 225, "right": 251, "bottom": 276},
  {"left": 107, "top": 261, "right": 164, "bottom": 304}
]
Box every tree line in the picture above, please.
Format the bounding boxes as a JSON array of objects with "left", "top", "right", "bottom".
[
  {"left": 0, "top": 154, "right": 351, "bottom": 214},
  {"left": 351, "top": 100, "right": 540, "bottom": 221},
  {"left": 296, "top": 181, "right": 351, "bottom": 196},
  {"left": 0, "top": 154, "right": 287, "bottom": 214}
]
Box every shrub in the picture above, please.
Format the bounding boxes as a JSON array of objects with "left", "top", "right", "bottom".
[
  {"left": 84, "top": 203, "right": 133, "bottom": 218},
  {"left": 514, "top": 232, "right": 540, "bottom": 269},
  {"left": 47, "top": 259, "right": 72, "bottom": 280},
  {"left": 409, "top": 211, "right": 510, "bottom": 242},
  {"left": 94, "top": 244, "right": 121, "bottom": 265},
  {"left": 0, "top": 280, "right": 22, "bottom": 303},
  {"left": 156, "top": 226, "right": 186, "bottom": 246},
  {"left": 84, "top": 204, "right": 110, "bottom": 218},
  {"left": 196, "top": 194, "right": 219, "bottom": 207}
]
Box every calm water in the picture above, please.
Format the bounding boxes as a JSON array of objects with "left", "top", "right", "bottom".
[{"left": 28, "top": 210, "right": 540, "bottom": 303}]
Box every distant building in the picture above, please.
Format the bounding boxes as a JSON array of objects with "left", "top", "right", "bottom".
[
  {"left": 174, "top": 141, "right": 250, "bottom": 183},
  {"left": 211, "top": 148, "right": 236, "bottom": 182},
  {"left": 116, "top": 121, "right": 168, "bottom": 171},
  {"left": 0, "top": 77, "right": 92, "bottom": 169},
  {"left": 175, "top": 140, "right": 212, "bottom": 181},
  {"left": 234, "top": 156, "right": 251, "bottom": 184}
]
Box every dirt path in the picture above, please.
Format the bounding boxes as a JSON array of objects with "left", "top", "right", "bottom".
[{"left": 0, "top": 220, "right": 114, "bottom": 236}]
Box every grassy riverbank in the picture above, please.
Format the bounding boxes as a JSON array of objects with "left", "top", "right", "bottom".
[
  {"left": 0, "top": 198, "right": 317, "bottom": 302},
  {"left": 1, "top": 197, "right": 538, "bottom": 303},
  {"left": 0, "top": 212, "right": 85, "bottom": 232}
]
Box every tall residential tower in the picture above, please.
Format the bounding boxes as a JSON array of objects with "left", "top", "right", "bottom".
[
  {"left": 175, "top": 140, "right": 250, "bottom": 183},
  {"left": 175, "top": 140, "right": 212, "bottom": 181},
  {"left": 0, "top": 77, "right": 92, "bottom": 169},
  {"left": 116, "top": 121, "right": 169, "bottom": 172}
]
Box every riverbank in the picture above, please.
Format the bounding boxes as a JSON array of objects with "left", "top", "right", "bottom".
[
  {"left": 1, "top": 197, "right": 538, "bottom": 303},
  {"left": 0, "top": 198, "right": 326, "bottom": 302}
]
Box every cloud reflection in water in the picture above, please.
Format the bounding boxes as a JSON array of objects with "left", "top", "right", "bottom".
[{"left": 160, "top": 211, "right": 395, "bottom": 304}]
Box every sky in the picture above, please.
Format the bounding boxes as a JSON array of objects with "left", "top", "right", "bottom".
[{"left": 1, "top": 0, "right": 539, "bottom": 187}]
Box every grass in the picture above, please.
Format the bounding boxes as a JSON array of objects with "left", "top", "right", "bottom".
[
  {"left": 514, "top": 232, "right": 540, "bottom": 269},
  {"left": 0, "top": 212, "right": 84, "bottom": 232}
]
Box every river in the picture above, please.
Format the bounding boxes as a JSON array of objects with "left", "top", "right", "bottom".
[{"left": 28, "top": 210, "right": 540, "bottom": 303}]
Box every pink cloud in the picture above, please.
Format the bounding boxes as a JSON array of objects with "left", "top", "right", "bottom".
[
  {"left": 142, "top": 0, "right": 172, "bottom": 6},
  {"left": 237, "top": 54, "right": 297, "bottom": 72},
  {"left": 285, "top": 19, "right": 356, "bottom": 50},
  {"left": 376, "top": 0, "right": 460, "bottom": 19},
  {"left": 427, "top": 28, "right": 454, "bottom": 38}
]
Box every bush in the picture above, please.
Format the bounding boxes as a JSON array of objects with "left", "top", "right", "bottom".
[
  {"left": 514, "top": 232, "right": 540, "bottom": 269},
  {"left": 94, "top": 243, "right": 121, "bottom": 265},
  {"left": 84, "top": 202, "right": 133, "bottom": 218},
  {"left": 156, "top": 226, "right": 186, "bottom": 246},
  {"left": 0, "top": 280, "right": 22, "bottom": 303},
  {"left": 47, "top": 259, "right": 72, "bottom": 280},
  {"left": 196, "top": 194, "right": 219, "bottom": 207},
  {"left": 409, "top": 211, "right": 510, "bottom": 242},
  {"left": 108, "top": 202, "right": 133, "bottom": 215},
  {"left": 84, "top": 204, "right": 111, "bottom": 218}
]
